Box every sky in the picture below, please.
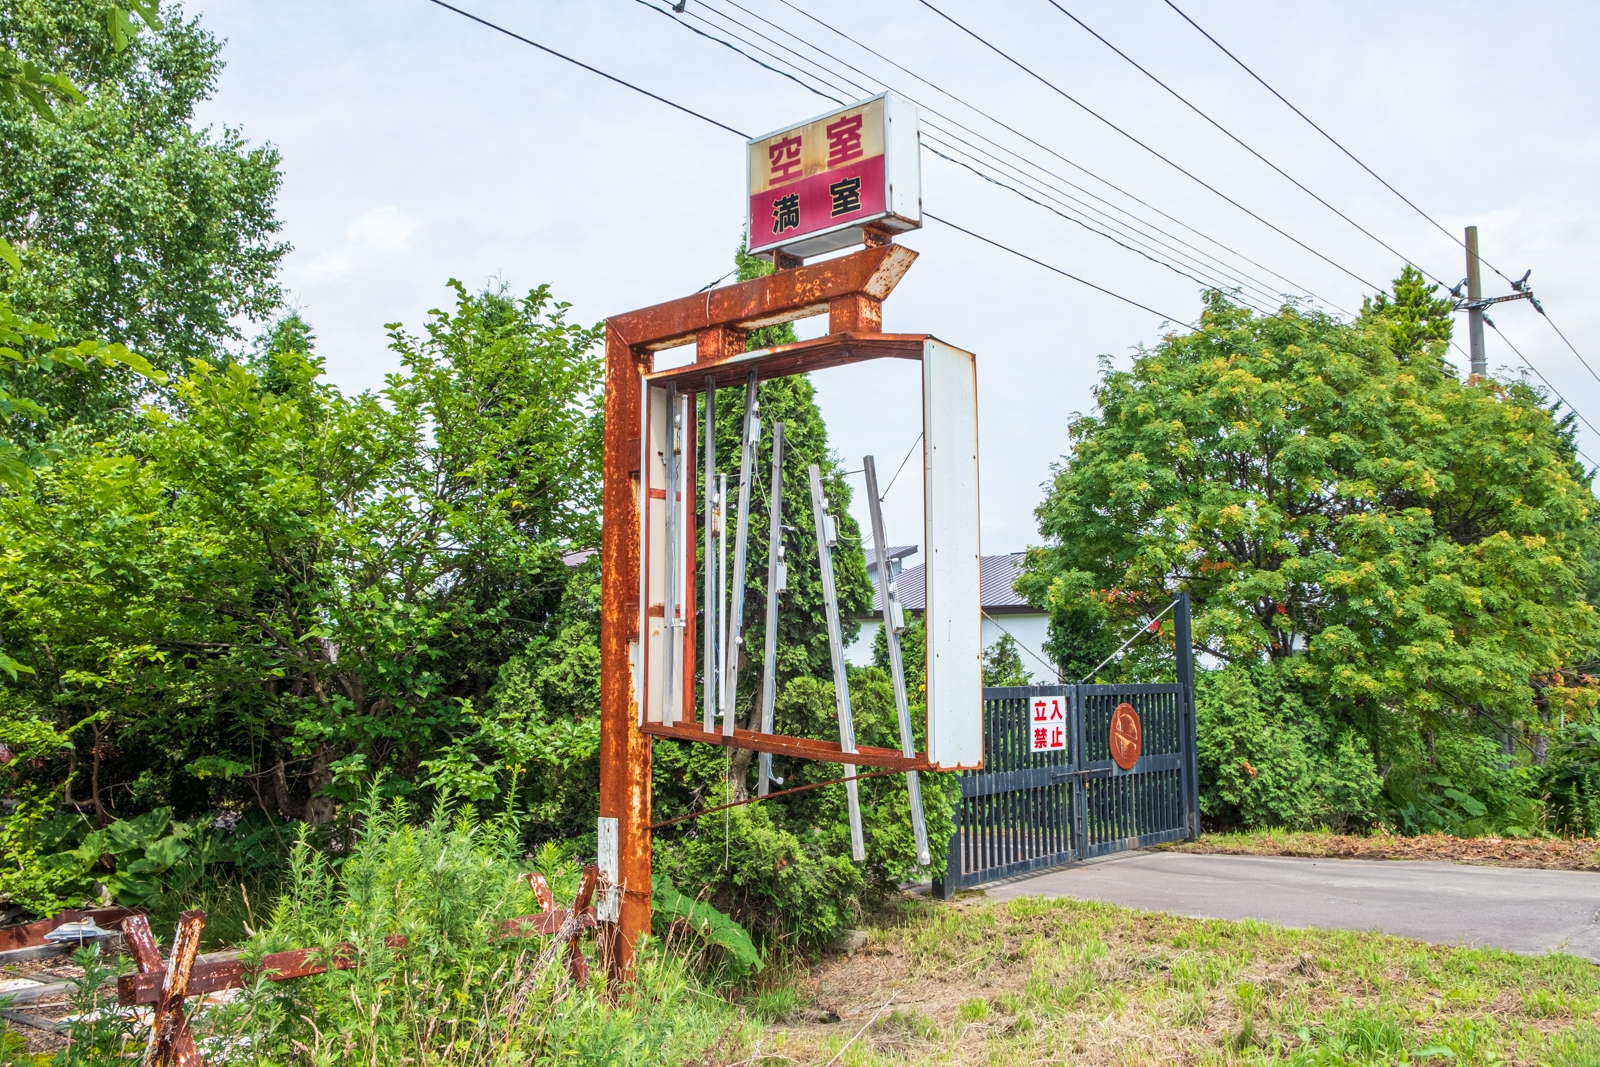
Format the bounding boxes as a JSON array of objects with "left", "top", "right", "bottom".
[{"left": 187, "top": 0, "right": 1600, "bottom": 558}]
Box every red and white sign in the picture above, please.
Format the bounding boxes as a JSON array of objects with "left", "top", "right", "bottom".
[
  {"left": 1029, "top": 696, "right": 1067, "bottom": 754},
  {"left": 747, "top": 94, "right": 921, "bottom": 260}
]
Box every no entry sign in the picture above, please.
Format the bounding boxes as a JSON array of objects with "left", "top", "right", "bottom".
[{"left": 747, "top": 93, "right": 922, "bottom": 260}]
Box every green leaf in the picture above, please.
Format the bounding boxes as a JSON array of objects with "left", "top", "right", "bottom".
[
  {"left": 0, "top": 649, "right": 34, "bottom": 680},
  {"left": 106, "top": 7, "right": 133, "bottom": 51},
  {"left": 104, "top": 808, "right": 172, "bottom": 854},
  {"left": 1442, "top": 789, "right": 1487, "bottom": 817},
  {"left": 186, "top": 756, "right": 250, "bottom": 781},
  {"left": 651, "top": 872, "right": 762, "bottom": 975},
  {"left": 0, "top": 239, "right": 19, "bottom": 273},
  {"left": 139, "top": 835, "right": 190, "bottom": 868}
]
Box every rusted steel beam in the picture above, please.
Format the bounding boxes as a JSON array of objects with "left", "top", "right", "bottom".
[
  {"left": 526, "top": 871, "right": 556, "bottom": 913},
  {"left": 600, "top": 244, "right": 923, "bottom": 987},
  {"left": 120, "top": 934, "right": 412, "bottom": 1005},
  {"left": 828, "top": 293, "right": 883, "bottom": 334},
  {"left": 120, "top": 902, "right": 598, "bottom": 1006},
  {"left": 640, "top": 720, "right": 932, "bottom": 771},
  {"left": 599, "top": 322, "right": 653, "bottom": 987},
  {"left": 609, "top": 244, "right": 917, "bottom": 351},
  {"left": 695, "top": 325, "right": 747, "bottom": 363},
  {"left": 645, "top": 333, "right": 927, "bottom": 392}
]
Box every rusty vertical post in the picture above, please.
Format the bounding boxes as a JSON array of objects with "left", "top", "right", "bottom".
[
  {"left": 828, "top": 292, "right": 883, "bottom": 334},
  {"left": 141, "top": 909, "right": 205, "bottom": 1067},
  {"left": 599, "top": 323, "right": 652, "bottom": 984}
]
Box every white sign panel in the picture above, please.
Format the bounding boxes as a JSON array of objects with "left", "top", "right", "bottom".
[
  {"left": 1029, "top": 695, "right": 1068, "bottom": 754},
  {"left": 922, "top": 338, "right": 983, "bottom": 770}
]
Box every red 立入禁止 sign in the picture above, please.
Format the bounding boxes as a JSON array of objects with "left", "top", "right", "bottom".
[
  {"left": 1029, "top": 695, "right": 1067, "bottom": 754},
  {"left": 747, "top": 94, "right": 921, "bottom": 261}
]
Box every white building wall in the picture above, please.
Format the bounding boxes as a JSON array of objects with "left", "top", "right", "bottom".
[
  {"left": 846, "top": 613, "right": 1055, "bottom": 682},
  {"left": 982, "top": 613, "right": 1054, "bottom": 683}
]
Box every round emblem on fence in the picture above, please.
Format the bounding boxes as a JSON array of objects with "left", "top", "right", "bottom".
[{"left": 1109, "top": 702, "right": 1142, "bottom": 770}]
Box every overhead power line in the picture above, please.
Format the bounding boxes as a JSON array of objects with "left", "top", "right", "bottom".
[
  {"left": 421, "top": 0, "right": 748, "bottom": 136},
  {"left": 760, "top": 0, "right": 1345, "bottom": 311},
  {"left": 422, "top": 0, "right": 1192, "bottom": 329},
  {"left": 628, "top": 0, "right": 845, "bottom": 104},
  {"left": 924, "top": 213, "right": 1193, "bottom": 326},
  {"left": 657, "top": 0, "right": 1280, "bottom": 304},
  {"left": 922, "top": 138, "right": 1270, "bottom": 313},
  {"left": 672, "top": 0, "right": 1347, "bottom": 312},
  {"left": 1483, "top": 319, "right": 1600, "bottom": 466},
  {"left": 1535, "top": 308, "right": 1600, "bottom": 389},
  {"left": 913, "top": 0, "right": 1384, "bottom": 292},
  {"left": 638, "top": 0, "right": 1283, "bottom": 306},
  {"left": 1158, "top": 0, "right": 1520, "bottom": 288},
  {"left": 1043, "top": 0, "right": 1447, "bottom": 288}
]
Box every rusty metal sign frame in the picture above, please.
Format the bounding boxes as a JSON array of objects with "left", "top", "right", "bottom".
[{"left": 599, "top": 239, "right": 981, "bottom": 981}]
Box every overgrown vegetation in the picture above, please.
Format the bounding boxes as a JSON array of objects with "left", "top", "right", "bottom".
[{"left": 30, "top": 798, "right": 749, "bottom": 1065}]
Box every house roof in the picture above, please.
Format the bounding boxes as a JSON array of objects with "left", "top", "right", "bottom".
[
  {"left": 873, "top": 551, "right": 1037, "bottom": 614},
  {"left": 864, "top": 545, "right": 918, "bottom": 570}
]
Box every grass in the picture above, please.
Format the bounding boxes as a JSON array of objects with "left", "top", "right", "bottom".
[
  {"left": 1160, "top": 829, "right": 1600, "bottom": 872},
  {"left": 744, "top": 893, "right": 1600, "bottom": 1065}
]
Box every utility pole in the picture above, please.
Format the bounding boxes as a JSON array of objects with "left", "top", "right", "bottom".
[{"left": 1465, "top": 225, "right": 1486, "bottom": 377}]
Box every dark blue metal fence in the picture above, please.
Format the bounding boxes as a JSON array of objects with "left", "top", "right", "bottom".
[{"left": 934, "top": 594, "right": 1197, "bottom": 896}]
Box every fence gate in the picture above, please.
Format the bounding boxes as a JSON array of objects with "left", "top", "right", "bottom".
[{"left": 934, "top": 595, "right": 1198, "bottom": 897}]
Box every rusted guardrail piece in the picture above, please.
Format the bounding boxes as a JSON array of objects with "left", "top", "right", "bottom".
[
  {"left": 119, "top": 934, "right": 409, "bottom": 1005},
  {"left": 119, "top": 867, "right": 604, "bottom": 1008}
]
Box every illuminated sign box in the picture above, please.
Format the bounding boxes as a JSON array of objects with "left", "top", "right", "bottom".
[{"left": 747, "top": 93, "right": 921, "bottom": 260}]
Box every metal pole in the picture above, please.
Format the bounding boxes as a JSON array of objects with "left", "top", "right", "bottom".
[
  {"left": 716, "top": 472, "right": 727, "bottom": 732},
  {"left": 1466, "top": 225, "right": 1486, "bottom": 377},
  {"left": 1173, "top": 592, "right": 1198, "bottom": 841},
  {"left": 661, "top": 385, "right": 683, "bottom": 726},
  {"left": 808, "top": 464, "right": 866, "bottom": 862},
  {"left": 862, "top": 455, "right": 930, "bottom": 866},
  {"left": 702, "top": 380, "right": 717, "bottom": 732},
  {"left": 721, "top": 373, "right": 760, "bottom": 737},
  {"left": 758, "top": 421, "right": 786, "bottom": 796}
]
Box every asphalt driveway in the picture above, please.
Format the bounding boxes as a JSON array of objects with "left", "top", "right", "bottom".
[{"left": 982, "top": 851, "right": 1600, "bottom": 963}]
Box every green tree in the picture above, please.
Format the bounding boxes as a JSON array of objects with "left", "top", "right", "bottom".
[
  {"left": 1, "top": 0, "right": 287, "bottom": 431},
  {"left": 1022, "top": 279, "right": 1600, "bottom": 831},
  {"left": 0, "top": 281, "right": 603, "bottom": 828},
  {"left": 981, "top": 632, "right": 1031, "bottom": 687}
]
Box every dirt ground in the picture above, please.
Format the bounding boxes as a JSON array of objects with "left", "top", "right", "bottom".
[
  {"left": 1160, "top": 830, "right": 1600, "bottom": 872},
  {"left": 0, "top": 952, "right": 91, "bottom": 1054}
]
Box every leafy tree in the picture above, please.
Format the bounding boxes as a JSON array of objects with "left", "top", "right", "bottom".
[
  {"left": 1022, "top": 279, "right": 1600, "bottom": 832},
  {"left": 0, "top": 281, "right": 603, "bottom": 830},
  {"left": 1, "top": 0, "right": 287, "bottom": 433}
]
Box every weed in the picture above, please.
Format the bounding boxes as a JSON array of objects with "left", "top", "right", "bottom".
[{"left": 197, "top": 794, "right": 748, "bottom": 1065}]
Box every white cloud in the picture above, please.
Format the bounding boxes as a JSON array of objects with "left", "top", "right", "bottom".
[{"left": 291, "top": 205, "right": 420, "bottom": 284}]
